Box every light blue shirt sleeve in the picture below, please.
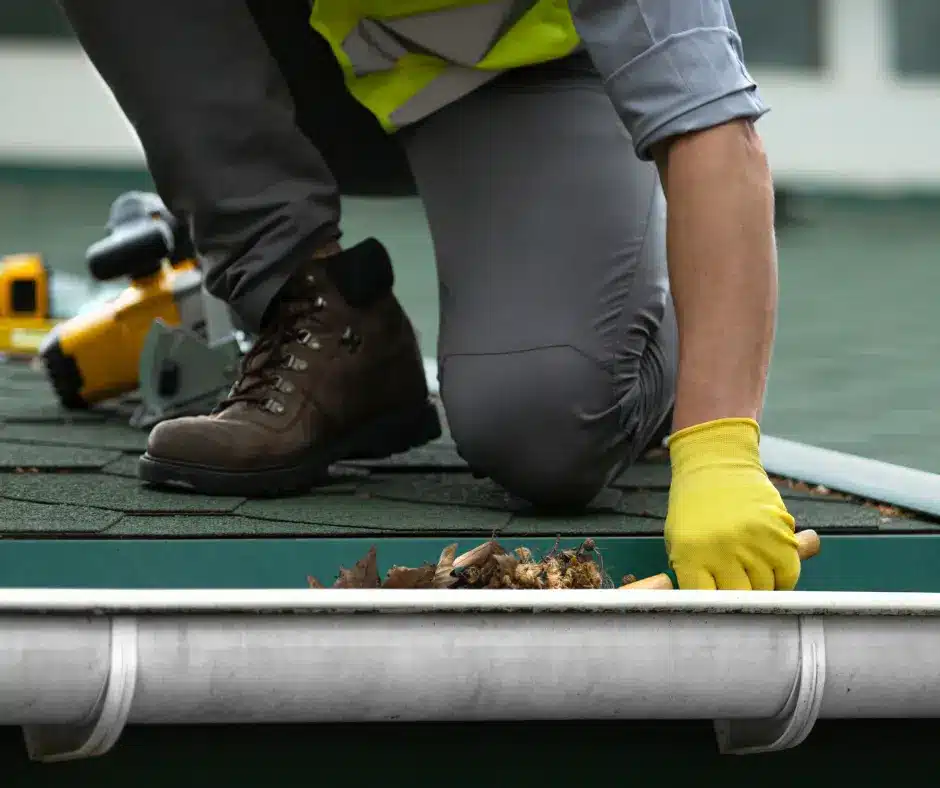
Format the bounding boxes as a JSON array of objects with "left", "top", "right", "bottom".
[{"left": 568, "top": 0, "right": 769, "bottom": 160}]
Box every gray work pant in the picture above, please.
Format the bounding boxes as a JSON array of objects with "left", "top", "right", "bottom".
[
  {"left": 60, "top": 0, "right": 766, "bottom": 504},
  {"left": 400, "top": 57, "right": 677, "bottom": 503}
]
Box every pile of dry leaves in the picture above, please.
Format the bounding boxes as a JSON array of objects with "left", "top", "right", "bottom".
[{"left": 309, "top": 538, "right": 626, "bottom": 590}]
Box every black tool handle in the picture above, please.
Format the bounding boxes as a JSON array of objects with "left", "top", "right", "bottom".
[{"left": 86, "top": 219, "right": 173, "bottom": 282}]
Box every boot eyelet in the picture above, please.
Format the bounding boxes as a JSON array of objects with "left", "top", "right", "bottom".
[
  {"left": 305, "top": 273, "right": 317, "bottom": 286},
  {"left": 283, "top": 354, "right": 308, "bottom": 372},
  {"left": 296, "top": 329, "right": 321, "bottom": 351},
  {"left": 273, "top": 376, "right": 295, "bottom": 394},
  {"left": 313, "top": 296, "right": 327, "bottom": 310},
  {"left": 340, "top": 326, "right": 362, "bottom": 353},
  {"left": 263, "top": 398, "right": 285, "bottom": 414}
]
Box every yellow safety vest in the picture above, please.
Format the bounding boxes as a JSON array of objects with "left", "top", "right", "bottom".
[{"left": 309, "top": 0, "right": 580, "bottom": 132}]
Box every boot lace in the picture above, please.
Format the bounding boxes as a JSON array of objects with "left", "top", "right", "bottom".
[{"left": 213, "top": 291, "right": 327, "bottom": 414}]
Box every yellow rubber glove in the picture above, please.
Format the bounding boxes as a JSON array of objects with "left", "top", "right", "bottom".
[{"left": 665, "top": 418, "right": 800, "bottom": 591}]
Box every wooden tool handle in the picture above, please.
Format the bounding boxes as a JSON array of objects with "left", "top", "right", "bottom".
[
  {"left": 619, "top": 529, "right": 820, "bottom": 591},
  {"left": 795, "top": 528, "right": 821, "bottom": 561},
  {"left": 619, "top": 573, "right": 674, "bottom": 591}
]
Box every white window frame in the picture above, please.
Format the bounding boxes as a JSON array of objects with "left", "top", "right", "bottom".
[
  {"left": 756, "top": 0, "right": 940, "bottom": 190},
  {"left": 1, "top": 0, "right": 939, "bottom": 190}
]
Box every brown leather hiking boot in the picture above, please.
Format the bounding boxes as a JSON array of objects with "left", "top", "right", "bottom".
[{"left": 138, "top": 237, "right": 440, "bottom": 496}]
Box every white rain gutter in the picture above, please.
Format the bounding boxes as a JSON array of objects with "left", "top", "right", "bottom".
[{"left": 4, "top": 588, "right": 940, "bottom": 763}]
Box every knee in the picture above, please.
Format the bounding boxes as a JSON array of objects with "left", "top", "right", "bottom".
[{"left": 440, "top": 348, "right": 619, "bottom": 510}]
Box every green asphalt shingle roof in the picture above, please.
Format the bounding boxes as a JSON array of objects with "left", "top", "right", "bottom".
[{"left": 0, "top": 359, "right": 935, "bottom": 539}]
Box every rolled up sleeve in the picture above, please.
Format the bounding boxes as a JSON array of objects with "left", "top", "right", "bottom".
[{"left": 569, "top": 0, "right": 769, "bottom": 160}]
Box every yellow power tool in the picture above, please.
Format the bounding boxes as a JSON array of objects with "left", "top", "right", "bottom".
[
  {"left": 38, "top": 192, "right": 241, "bottom": 423},
  {"left": 0, "top": 253, "right": 59, "bottom": 355}
]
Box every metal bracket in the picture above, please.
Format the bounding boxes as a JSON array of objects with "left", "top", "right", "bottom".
[
  {"left": 714, "top": 616, "right": 827, "bottom": 755},
  {"left": 23, "top": 617, "right": 139, "bottom": 762},
  {"left": 129, "top": 318, "right": 239, "bottom": 429}
]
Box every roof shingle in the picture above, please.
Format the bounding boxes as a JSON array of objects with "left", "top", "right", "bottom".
[{"left": 0, "top": 359, "right": 935, "bottom": 539}]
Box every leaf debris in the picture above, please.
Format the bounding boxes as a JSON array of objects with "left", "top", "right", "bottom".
[{"left": 310, "top": 538, "right": 618, "bottom": 590}]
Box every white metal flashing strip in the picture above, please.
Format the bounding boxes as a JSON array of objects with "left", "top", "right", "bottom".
[
  {"left": 761, "top": 435, "right": 940, "bottom": 519},
  {"left": 423, "top": 357, "right": 440, "bottom": 394},
  {"left": 422, "top": 356, "right": 940, "bottom": 516}
]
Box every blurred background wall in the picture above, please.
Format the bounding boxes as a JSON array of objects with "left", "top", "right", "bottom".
[
  {"left": 0, "top": 0, "right": 938, "bottom": 472},
  {"left": 3, "top": 0, "right": 940, "bottom": 190}
]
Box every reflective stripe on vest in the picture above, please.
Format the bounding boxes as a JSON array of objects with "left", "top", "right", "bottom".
[{"left": 309, "top": 0, "right": 580, "bottom": 131}]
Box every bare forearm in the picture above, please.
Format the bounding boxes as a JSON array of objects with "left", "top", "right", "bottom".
[{"left": 654, "top": 119, "right": 777, "bottom": 432}]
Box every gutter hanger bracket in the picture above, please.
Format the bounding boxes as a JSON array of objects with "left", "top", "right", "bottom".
[
  {"left": 22, "top": 616, "right": 138, "bottom": 763},
  {"left": 714, "top": 616, "right": 826, "bottom": 755}
]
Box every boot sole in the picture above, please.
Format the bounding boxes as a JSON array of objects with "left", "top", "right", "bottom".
[{"left": 137, "top": 399, "right": 442, "bottom": 498}]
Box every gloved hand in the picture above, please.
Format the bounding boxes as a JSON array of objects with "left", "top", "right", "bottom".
[{"left": 664, "top": 417, "right": 800, "bottom": 591}]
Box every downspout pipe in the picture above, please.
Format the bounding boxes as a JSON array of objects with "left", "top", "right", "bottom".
[{"left": 4, "top": 589, "right": 940, "bottom": 762}]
